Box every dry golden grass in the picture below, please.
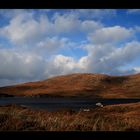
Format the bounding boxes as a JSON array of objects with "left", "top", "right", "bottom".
[{"left": 0, "top": 102, "right": 140, "bottom": 131}]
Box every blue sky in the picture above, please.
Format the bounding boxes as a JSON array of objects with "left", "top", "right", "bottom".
[{"left": 0, "top": 9, "right": 140, "bottom": 86}]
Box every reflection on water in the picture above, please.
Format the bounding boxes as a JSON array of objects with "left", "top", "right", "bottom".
[{"left": 0, "top": 97, "right": 140, "bottom": 112}]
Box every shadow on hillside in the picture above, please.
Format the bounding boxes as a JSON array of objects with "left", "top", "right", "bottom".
[{"left": 101, "top": 76, "right": 129, "bottom": 84}]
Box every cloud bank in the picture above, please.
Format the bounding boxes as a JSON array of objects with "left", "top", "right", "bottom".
[{"left": 0, "top": 9, "right": 140, "bottom": 86}]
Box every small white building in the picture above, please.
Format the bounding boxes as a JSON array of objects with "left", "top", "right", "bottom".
[{"left": 95, "top": 102, "right": 104, "bottom": 107}]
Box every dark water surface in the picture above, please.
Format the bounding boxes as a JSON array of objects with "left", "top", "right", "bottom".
[{"left": 0, "top": 97, "right": 140, "bottom": 111}]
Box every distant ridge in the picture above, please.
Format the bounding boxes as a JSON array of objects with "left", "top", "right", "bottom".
[{"left": 0, "top": 73, "right": 140, "bottom": 98}]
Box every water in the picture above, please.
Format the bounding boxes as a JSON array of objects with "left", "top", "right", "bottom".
[{"left": 0, "top": 97, "right": 140, "bottom": 112}]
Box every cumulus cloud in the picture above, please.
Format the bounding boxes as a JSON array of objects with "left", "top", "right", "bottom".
[
  {"left": 52, "top": 12, "right": 103, "bottom": 34},
  {"left": 80, "top": 41, "right": 140, "bottom": 75},
  {"left": 133, "top": 67, "right": 140, "bottom": 73},
  {"left": 0, "top": 10, "right": 102, "bottom": 47},
  {"left": 127, "top": 9, "right": 140, "bottom": 14},
  {"left": 44, "top": 54, "right": 89, "bottom": 78},
  {"left": 0, "top": 49, "right": 46, "bottom": 80},
  {"left": 88, "top": 26, "right": 133, "bottom": 44},
  {"left": 72, "top": 9, "right": 117, "bottom": 19},
  {"left": 52, "top": 55, "right": 77, "bottom": 73},
  {"left": 0, "top": 13, "right": 50, "bottom": 45},
  {"left": 103, "top": 41, "right": 140, "bottom": 65},
  {"left": 36, "top": 37, "right": 69, "bottom": 54},
  {"left": 81, "top": 20, "right": 103, "bottom": 32},
  {"left": 52, "top": 13, "right": 81, "bottom": 33},
  {"left": 0, "top": 9, "right": 140, "bottom": 86},
  {"left": 43, "top": 41, "right": 140, "bottom": 77},
  {"left": 0, "top": 40, "right": 140, "bottom": 86}
]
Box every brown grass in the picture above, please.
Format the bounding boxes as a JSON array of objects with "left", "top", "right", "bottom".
[
  {"left": 0, "top": 73, "right": 140, "bottom": 98},
  {"left": 0, "top": 102, "right": 140, "bottom": 131}
]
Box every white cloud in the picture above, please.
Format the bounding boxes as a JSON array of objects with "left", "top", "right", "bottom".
[
  {"left": 133, "top": 67, "right": 140, "bottom": 73},
  {"left": 88, "top": 26, "right": 133, "bottom": 44},
  {"left": 0, "top": 9, "right": 28, "bottom": 20},
  {"left": 127, "top": 9, "right": 140, "bottom": 14},
  {"left": 52, "top": 12, "right": 103, "bottom": 34},
  {"left": 43, "top": 54, "right": 88, "bottom": 78},
  {"left": 0, "top": 9, "right": 104, "bottom": 48},
  {"left": 52, "top": 13, "right": 81, "bottom": 33},
  {"left": 50, "top": 55, "right": 78, "bottom": 75},
  {"left": 78, "top": 56, "right": 89, "bottom": 71},
  {"left": 81, "top": 41, "right": 140, "bottom": 75},
  {"left": 104, "top": 41, "right": 140, "bottom": 65},
  {"left": 81, "top": 20, "right": 103, "bottom": 32},
  {"left": 72, "top": 9, "right": 117, "bottom": 19},
  {"left": 45, "top": 41, "right": 140, "bottom": 76},
  {"left": 44, "top": 40, "right": 140, "bottom": 76},
  {"left": 0, "top": 49, "right": 46, "bottom": 80},
  {"left": 0, "top": 39, "right": 140, "bottom": 86},
  {"left": 0, "top": 9, "right": 140, "bottom": 86},
  {"left": 0, "top": 12, "right": 51, "bottom": 46},
  {"left": 133, "top": 26, "right": 140, "bottom": 33},
  {"left": 36, "top": 37, "right": 69, "bottom": 54}
]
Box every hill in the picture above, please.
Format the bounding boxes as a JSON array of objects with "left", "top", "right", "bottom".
[{"left": 0, "top": 73, "right": 140, "bottom": 98}]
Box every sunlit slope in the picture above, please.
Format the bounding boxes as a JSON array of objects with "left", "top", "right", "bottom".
[{"left": 0, "top": 73, "right": 140, "bottom": 98}]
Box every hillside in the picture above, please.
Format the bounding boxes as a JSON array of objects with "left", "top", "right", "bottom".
[{"left": 0, "top": 73, "right": 140, "bottom": 98}]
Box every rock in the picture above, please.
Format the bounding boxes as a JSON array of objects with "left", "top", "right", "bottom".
[{"left": 83, "top": 109, "right": 90, "bottom": 112}]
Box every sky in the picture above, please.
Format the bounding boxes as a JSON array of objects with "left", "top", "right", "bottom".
[{"left": 0, "top": 9, "right": 140, "bottom": 87}]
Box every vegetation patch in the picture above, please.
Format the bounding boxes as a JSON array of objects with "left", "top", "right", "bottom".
[{"left": 0, "top": 102, "right": 139, "bottom": 131}]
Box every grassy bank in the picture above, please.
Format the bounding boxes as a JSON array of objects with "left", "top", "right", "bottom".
[{"left": 0, "top": 102, "right": 140, "bottom": 131}]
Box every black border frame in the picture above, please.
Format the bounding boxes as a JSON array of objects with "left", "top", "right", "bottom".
[
  {"left": 0, "top": 0, "right": 140, "bottom": 8},
  {"left": 0, "top": 131, "right": 140, "bottom": 139},
  {"left": 0, "top": 0, "right": 140, "bottom": 139}
]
